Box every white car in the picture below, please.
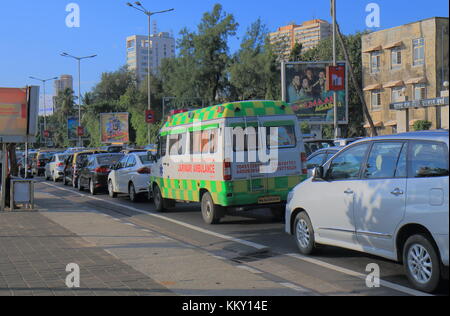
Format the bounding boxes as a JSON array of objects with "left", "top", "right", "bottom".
[
  {"left": 285, "top": 131, "right": 449, "bottom": 293},
  {"left": 45, "top": 153, "right": 68, "bottom": 182},
  {"left": 107, "top": 152, "right": 153, "bottom": 202}
]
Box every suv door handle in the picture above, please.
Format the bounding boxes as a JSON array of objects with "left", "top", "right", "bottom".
[
  {"left": 344, "top": 189, "right": 354, "bottom": 194},
  {"left": 391, "top": 188, "right": 404, "bottom": 196}
]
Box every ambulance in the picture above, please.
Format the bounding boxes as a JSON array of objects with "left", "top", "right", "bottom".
[{"left": 149, "top": 100, "right": 308, "bottom": 224}]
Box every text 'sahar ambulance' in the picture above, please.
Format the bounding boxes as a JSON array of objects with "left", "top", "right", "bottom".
[{"left": 149, "top": 100, "right": 308, "bottom": 224}]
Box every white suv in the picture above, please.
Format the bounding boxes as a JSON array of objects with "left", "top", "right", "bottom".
[{"left": 285, "top": 131, "right": 449, "bottom": 293}]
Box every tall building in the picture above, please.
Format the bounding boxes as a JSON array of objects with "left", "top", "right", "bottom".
[
  {"left": 269, "top": 19, "right": 332, "bottom": 59},
  {"left": 362, "top": 17, "right": 449, "bottom": 135},
  {"left": 54, "top": 75, "right": 73, "bottom": 94},
  {"left": 126, "top": 32, "right": 176, "bottom": 81}
]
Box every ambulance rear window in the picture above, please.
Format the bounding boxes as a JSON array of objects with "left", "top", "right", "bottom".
[{"left": 267, "top": 125, "right": 296, "bottom": 149}]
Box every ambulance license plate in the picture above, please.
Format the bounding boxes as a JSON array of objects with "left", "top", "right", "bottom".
[{"left": 258, "top": 196, "right": 281, "bottom": 204}]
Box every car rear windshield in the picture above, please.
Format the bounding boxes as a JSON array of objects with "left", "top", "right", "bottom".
[
  {"left": 139, "top": 154, "right": 152, "bottom": 164},
  {"left": 97, "top": 155, "right": 123, "bottom": 166}
]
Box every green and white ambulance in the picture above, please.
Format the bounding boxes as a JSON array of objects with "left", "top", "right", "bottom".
[{"left": 149, "top": 100, "right": 308, "bottom": 224}]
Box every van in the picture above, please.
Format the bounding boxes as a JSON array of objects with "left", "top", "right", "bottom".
[
  {"left": 149, "top": 100, "right": 308, "bottom": 224},
  {"left": 285, "top": 130, "right": 449, "bottom": 293}
]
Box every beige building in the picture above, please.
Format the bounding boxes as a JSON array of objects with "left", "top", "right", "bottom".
[
  {"left": 126, "top": 32, "right": 175, "bottom": 81},
  {"left": 362, "top": 17, "right": 449, "bottom": 135},
  {"left": 270, "top": 19, "right": 332, "bottom": 59},
  {"left": 53, "top": 75, "right": 73, "bottom": 94}
]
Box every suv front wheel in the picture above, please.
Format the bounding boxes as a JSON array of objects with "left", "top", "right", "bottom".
[
  {"left": 403, "top": 234, "right": 441, "bottom": 293},
  {"left": 294, "top": 212, "right": 315, "bottom": 255}
]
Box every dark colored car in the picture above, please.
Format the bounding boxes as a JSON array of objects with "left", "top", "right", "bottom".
[
  {"left": 63, "top": 150, "right": 107, "bottom": 187},
  {"left": 101, "top": 145, "right": 123, "bottom": 153},
  {"left": 17, "top": 157, "right": 33, "bottom": 178},
  {"left": 304, "top": 139, "right": 336, "bottom": 156},
  {"left": 306, "top": 147, "right": 342, "bottom": 171},
  {"left": 32, "top": 151, "right": 55, "bottom": 176},
  {"left": 77, "top": 153, "right": 124, "bottom": 195}
]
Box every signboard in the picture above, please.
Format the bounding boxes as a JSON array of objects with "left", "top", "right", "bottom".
[
  {"left": 390, "top": 97, "right": 449, "bottom": 110},
  {"left": 0, "top": 86, "right": 39, "bottom": 142},
  {"left": 77, "top": 126, "right": 84, "bottom": 137},
  {"left": 145, "top": 110, "right": 156, "bottom": 124},
  {"left": 326, "top": 65, "right": 346, "bottom": 91},
  {"left": 67, "top": 117, "right": 79, "bottom": 140},
  {"left": 100, "top": 113, "right": 129, "bottom": 144},
  {"left": 43, "top": 130, "right": 50, "bottom": 138},
  {"left": 282, "top": 61, "right": 348, "bottom": 124}
]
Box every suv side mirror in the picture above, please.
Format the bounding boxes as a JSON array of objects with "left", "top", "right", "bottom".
[{"left": 312, "top": 166, "right": 324, "bottom": 180}]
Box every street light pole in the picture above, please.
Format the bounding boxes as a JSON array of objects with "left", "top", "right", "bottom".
[
  {"left": 29, "top": 76, "right": 58, "bottom": 146},
  {"left": 127, "top": 2, "right": 174, "bottom": 144},
  {"left": 61, "top": 52, "right": 97, "bottom": 147},
  {"left": 331, "top": 0, "right": 339, "bottom": 139}
]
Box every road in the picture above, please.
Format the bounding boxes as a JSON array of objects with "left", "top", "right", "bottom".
[{"left": 35, "top": 178, "right": 448, "bottom": 296}]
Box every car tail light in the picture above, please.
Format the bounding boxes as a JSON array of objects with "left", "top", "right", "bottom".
[
  {"left": 223, "top": 161, "right": 232, "bottom": 181},
  {"left": 95, "top": 167, "right": 110, "bottom": 173},
  {"left": 301, "top": 152, "right": 307, "bottom": 175},
  {"left": 137, "top": 167, "right": 151, "bottom": 174},
  {"left": 37, "top": 161, "right": 41, "bottom": 167},
  {"left": 57, "top": 163, "right": 64, "bottom": 167}
]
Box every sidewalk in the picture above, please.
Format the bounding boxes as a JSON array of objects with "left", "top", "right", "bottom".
[{"left": 0, "top": 211, "right": 173, "bottom": 296}]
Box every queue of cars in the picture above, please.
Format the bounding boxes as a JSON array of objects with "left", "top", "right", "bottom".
[{"left": 18, "top": 101, "right": 448, "bottom": 293}]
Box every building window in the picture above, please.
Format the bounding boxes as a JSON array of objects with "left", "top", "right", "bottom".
[
  {"left": 127, "top": 40, "right": 135, "bottom": 48},
  {"left": 391, "top": 48, "right": 402, "bottom": 69},
  {"left": 370, "top": 51, "right": 381, "bottom": 73},
  {"left": 392, "top": 87, "right": 405, "bottom": 103},
  {"left": 371, "top": 90, "right": 381, "bottom": 110},
  {"left": 414, "top": 84, "right": 427, "bottom": 100},
  {"left": 412, "top": 38, "right": 425, "bottom": 66}
]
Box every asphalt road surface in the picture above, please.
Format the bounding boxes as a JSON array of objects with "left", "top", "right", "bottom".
[{"left": 35, "top": 178, "right": 449, "bottom": 296}]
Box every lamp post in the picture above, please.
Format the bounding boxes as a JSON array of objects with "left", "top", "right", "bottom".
[
  {"left": 331, "top": 0, "right": 339, "bottom": 139},
  {"left": 60, "top": 52, "right": 97, "bottom": 147},
  {"left": 126, "top": 1, "right": 174, "bottom": 144},
  {"left": 29, "top": 76, "right": 58, "bottom": 146}
]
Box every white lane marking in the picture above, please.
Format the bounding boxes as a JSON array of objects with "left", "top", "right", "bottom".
[
  {"left": 41, "top": 182, "right": 433, "bottom": 297},
  {"left": 42, "top": 182, "right": 268, "bottom": 251},
  {"left": 287, "top": 253, "right": 432, "bottom": 297},
  {"left": 236, "top": 265, "right": 263, "bottom": 274},
  {"left": 125, "top": 223, "right": 136, "bottom": 227},
  {"left": 279, "top": 282, "right": 310, "bottom": 293}
]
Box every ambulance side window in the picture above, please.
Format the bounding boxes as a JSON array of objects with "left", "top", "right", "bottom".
[
  {"left": 159, "top": 136, "right": 167, "bottom": 158},
  {"left": 169, "top": 133, "right": 187, "bottom": 156}
]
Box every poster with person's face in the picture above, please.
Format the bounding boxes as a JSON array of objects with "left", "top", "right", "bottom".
[
  {"left": 283, "top": 62, "right": 348, "bottom": 124},
  {"left": 100, "top": 113, "right": 129, "bottom": 144}
]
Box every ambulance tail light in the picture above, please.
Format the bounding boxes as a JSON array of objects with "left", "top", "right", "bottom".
[
  {"left": 223, "top": 161, "right": 232, "bottom": 181},
  {"left": 301, "top": 152, "right": 308, "bottom": 175}
]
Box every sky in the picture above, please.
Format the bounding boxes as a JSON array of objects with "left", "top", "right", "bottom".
[{"left": 0, "top": 0, "right": 448, "bottom": 99}]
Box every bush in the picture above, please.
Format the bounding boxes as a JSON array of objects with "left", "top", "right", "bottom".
[{"left": 413, "top": 120, "right": 432, "bottom": 131}]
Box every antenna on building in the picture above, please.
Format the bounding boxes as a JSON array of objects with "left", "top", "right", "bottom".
[{"left": 153, "top": 21, "right": 158, "bottom": 35}]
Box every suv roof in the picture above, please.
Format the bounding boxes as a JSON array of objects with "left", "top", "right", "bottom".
[{"left": 354, "top": 130, "right": 449, "bottom": 144}]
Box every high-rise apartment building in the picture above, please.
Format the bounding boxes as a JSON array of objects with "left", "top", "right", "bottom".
[
  {"left": 54, "top": 74, "right": 73, "bottom": 94},
  {"left": 126, "top": 32, "right": 176, "bottom": 81},
  {"left": 269, "top": 19, "right": 332, "bottom": 59}
]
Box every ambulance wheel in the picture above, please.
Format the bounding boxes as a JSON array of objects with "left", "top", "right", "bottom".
[
  {"left": 153, "top": 185, "right": 173, "bottom": 212},
  {"left": 201, "top": 192, "right": 224, "bottom": 225}
]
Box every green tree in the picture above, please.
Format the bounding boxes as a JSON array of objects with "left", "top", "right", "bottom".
[
  {"left": 413, "top": 120, "right": 432, "bottom": 131},
  {"left": 289, "top": 42, "right": 303, "bottom": 62}
]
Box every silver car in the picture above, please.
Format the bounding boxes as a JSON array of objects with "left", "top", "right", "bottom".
[
  {"left": 285, "top": 130, "right": 449, "bottom": 293},
  {"left": 45, "top": 153, "right": 68, "bottom": 182}
]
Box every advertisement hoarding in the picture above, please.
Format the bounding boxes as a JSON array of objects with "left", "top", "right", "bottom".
[
  {"left": 100, "top": 113, "right": 129, "bottom": 144},
  {"left": 67, "top": 117, "right": 79, "bottom": 140},
  {"left": 0, "top": 86, "right": 39, "bottom": 142},
  {"left": 281, "top": 61, "right": 348, "bottom": 125}
]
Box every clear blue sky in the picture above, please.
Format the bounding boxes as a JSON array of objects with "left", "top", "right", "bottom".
[{"left": 0, "top": 0, "right": 448, "bottom": 97}]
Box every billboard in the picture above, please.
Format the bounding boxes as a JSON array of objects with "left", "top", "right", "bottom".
[
  {"left": 282, "top": 62, "right": 348, "bottom": 124},
  {"left": 100, "top": 113, "right": 129, "bottom": 144},
  {"left": 67, "top": 117, "right": 79, "bottom": 140},
  {"left": 0, "top": 86, "right": 39, "bottom": 142}
]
